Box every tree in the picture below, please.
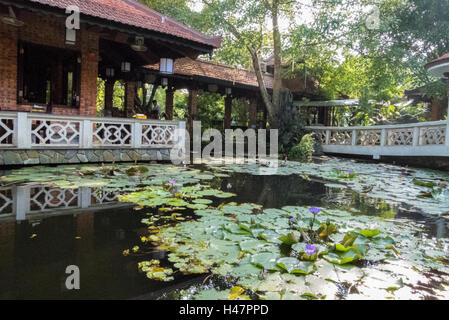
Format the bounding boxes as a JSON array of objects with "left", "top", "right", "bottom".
[{"left": 202, "top": 0, "right": 296, "bottom": 127}]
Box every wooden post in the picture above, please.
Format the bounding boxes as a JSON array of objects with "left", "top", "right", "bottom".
[
  {"left": 124, "top": 81, "right": 136, "bottom": 118},
  {"left": 104, "top": 79, "right": 115, "bottom": 116},
  {"left": 224, "top": 96, "right": 233, "bottom": 129},
  {"left": 249, "top": 98, "right": 257, "bottom": 129},
  {"left": 187, "top": 89, "right": 198, "bottom": 133},
  {"left": 165, "top": 88, "right": 175, "bottom": 120}
]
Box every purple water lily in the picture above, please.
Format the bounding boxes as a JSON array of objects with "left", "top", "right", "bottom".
[
  {"left": 348, "top": 170, "right": 354, "bottom": 174},
  {"left": 304, "top": 244, "right": 317, "bottom": 256},
  {"left": 290, "top": 217, "right": 296, "bottom": 223},
  {"left": 168, "top": 180, "right": 176, "bottom": 184},
  {"left": 309, "top": 207, "right": 321, "bottom": 215}
]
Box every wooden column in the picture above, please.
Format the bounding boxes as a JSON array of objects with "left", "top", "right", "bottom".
[
  {"left": 430, "top": 98, "right": 443, "bottom": 121},
  {"left": 262, "top": 107, "right": 268, "bottom": 129},
  {"left": 249, "top": 97, "right": 258, "bottom": 129},
  {"left": 124, "top": 81, "right": 136, "bottom": 118},
  {"left": 165, "top": 88, "right": 175, "bottom": 120},
  {"left": 224, "top": 96, "right": 233, "bottom": 129},
  {"left": 188, "top": 89, "right": 198, "bottom": 132},
  {"left": 104, "top": 79, "right": 115, "bottom": 116}
]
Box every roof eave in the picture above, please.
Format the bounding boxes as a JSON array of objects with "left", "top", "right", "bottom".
[{"left": 1, "top": 0, "right": 219, "bottom": 54}]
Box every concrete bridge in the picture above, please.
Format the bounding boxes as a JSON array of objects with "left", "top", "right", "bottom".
[
  {"left": 0, "top": 112, "right": 185, "bottom": 166},
  {"left": 309, "top": 120, "right": 449, "bottom": 160}
]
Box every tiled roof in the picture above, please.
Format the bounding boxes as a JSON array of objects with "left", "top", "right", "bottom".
[
  {"left": 147, "top": 58, "right": 274, "bottom": 89},
  {"left": 25, "top": 0, "right": 221, "bottom": 48},
  {"left": 425, "top": 53, "right": 449, "bottom": 69}
]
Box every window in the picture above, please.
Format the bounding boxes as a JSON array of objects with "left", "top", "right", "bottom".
[{"left": 18, "top": 42, "right": 81, "bottom": 107}]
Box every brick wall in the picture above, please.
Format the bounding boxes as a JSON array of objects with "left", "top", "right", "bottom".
[{"left": 0, "top": 6, "right": 99, "bottom": 116}]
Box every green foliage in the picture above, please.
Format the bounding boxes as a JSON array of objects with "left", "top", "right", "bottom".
[{"left": 288, "top": 134, "right": 315, "bottom": 163}]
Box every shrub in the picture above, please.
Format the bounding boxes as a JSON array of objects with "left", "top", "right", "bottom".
[{"left": 288, "top": 134, "right": 315, "bottom": 163}]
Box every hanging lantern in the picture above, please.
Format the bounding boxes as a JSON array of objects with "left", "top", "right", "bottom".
[
  {"left": 225, "top": 87, "right": 232, "bottom": 96},
  {"left": 121, "top": 62, "right": 131, "bottom": 73},
  {"left": 105, "top": 68, "right": 115, "bottom": 78},
  {"left": 161, "top": 77, "right": 169, "bottom": 87},
  {"left": 65, "top": 28, "right": 76, "bottom": 45},
  {"left": 160, "top": 58, "right": 174, "bottom": 74}
]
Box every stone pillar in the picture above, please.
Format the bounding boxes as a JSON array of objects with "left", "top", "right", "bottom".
[
  {"left": 165, "top": 88, "right": 175, "bottom": 120},
  {"left": 249, "top": 98, "right": 257, "bottom": 129},
  {"left": 104, "top": 79, "right": 115, "bottom": 117},
  {"left": 124, "top": 81, "right": 136, "bottom": 118},
  {"left": 188, "top": 89, "right": 198, "bottom": 132},
  {"left": 224, "top": 96, "right": 233, "bottom": 129}
]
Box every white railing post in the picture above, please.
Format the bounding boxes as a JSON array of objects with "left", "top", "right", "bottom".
[
  {"left": 132, "top": 121, "right": 142, "bottom": 148},
  {"left": 325, "top": 130, "right": 331, "bottom": 145},
  {"left": 413, "top": 126, "right": 420, "bottom": 147},
  {"left": 81, "top": 119, "right": 93, "bottom": 148},
  {"left": 352, "top": 130, "right": 357, "bottom": 146},
  {"left": 16, "top": 112, "right": 31, "bottom": 149},
  {"left": 13, "top": 186, "right": 30, "bottom": 221},
  {"left": 380, "top": 129, "right": 387, "bottom": 147},
  {"left": 446, "top": 119, "right": 449, "bottom": 147},
  {"left": 78, "top": 187, "right": 92, "bottom": 209}
]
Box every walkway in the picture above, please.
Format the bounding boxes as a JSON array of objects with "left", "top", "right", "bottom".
[{"left": 309, "top": 120, "right": 449, "bottom": 159}]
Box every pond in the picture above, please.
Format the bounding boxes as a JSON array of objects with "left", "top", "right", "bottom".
[{"left": 0, "top": 157, "right": 448, "bottom": 300}]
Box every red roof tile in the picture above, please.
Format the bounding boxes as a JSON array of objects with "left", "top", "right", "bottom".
[
  {"left": 25, "top": 0, "right": 221, "bottom": 48},
  {"left": 147, "top": 58, "right": 273, "bottom": 89}
]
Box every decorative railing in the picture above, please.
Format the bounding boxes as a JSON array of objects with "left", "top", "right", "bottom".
[
  {"left": 0, "top": 112, "right": 185, "bottom": 149},
  {"left": 309, "top": 120, "right": 449, "bottom": 158},
  {"left": 0, "top": 185, "right": 125, "bottom": 220}
]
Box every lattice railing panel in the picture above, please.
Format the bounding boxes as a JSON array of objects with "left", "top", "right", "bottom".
[
  {"left": 329, "top": 131, "right": 352, "bottom": 145},
  {"left": 93, "top": 122, "right": 132, "bottom": 146},
  {"left": 0, "top": 118, "right": 15, "bottom": 146},
  {"left": 91, "top": 188, "right": 118, "bottom": 205},
  {"left": 29, "top": 187, "right": 78, "bottom": 212},
  {"left": 0, "top": 188, "right": 13, "bottom": 215},
  {"left": 31, "top": 120, "right": 81, "bottom": 146},
  {"left": 387, "top": 129, "right": 414, "bottom": 146},
  {"left": 142, "top": 124, "right": 176, "bottom": 146},
  {"left": 315, "top": 131, "right": 326, "bottom": 144},
  {"left": 357, "top": 130, "right": 382, "bottom": 146},
  {"left": 419, "top": 126, "right": 446, "bottom": 146}
]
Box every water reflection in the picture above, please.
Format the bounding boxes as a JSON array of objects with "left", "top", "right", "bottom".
[
  {"left": 0, "top": 172, "right": 448, "bottom": 299},
  {"left": 0, "top": 185, "right": 122, "bottom": 220},
  {"left": 221, "top": 173, "right": 449, "bottom": 238}
]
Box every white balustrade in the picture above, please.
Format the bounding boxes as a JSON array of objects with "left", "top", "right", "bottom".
[
  {"left": 309, "top": 120, "right": 449, "bottom": 158},
  {"left": 0, "top": 112, "right": 184, "bottom": 150}
]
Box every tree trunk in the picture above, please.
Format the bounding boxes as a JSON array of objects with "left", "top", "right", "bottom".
[{"left": 271, "top": 0, "right": 282, "bottom": 126}]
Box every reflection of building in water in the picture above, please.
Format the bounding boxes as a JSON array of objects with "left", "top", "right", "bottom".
[
  {"left": 0, "top": 186, "right": 126, "bottom": 221},
  {"left": 0, "top": 221, "right": 15, "bottom": 299}
]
